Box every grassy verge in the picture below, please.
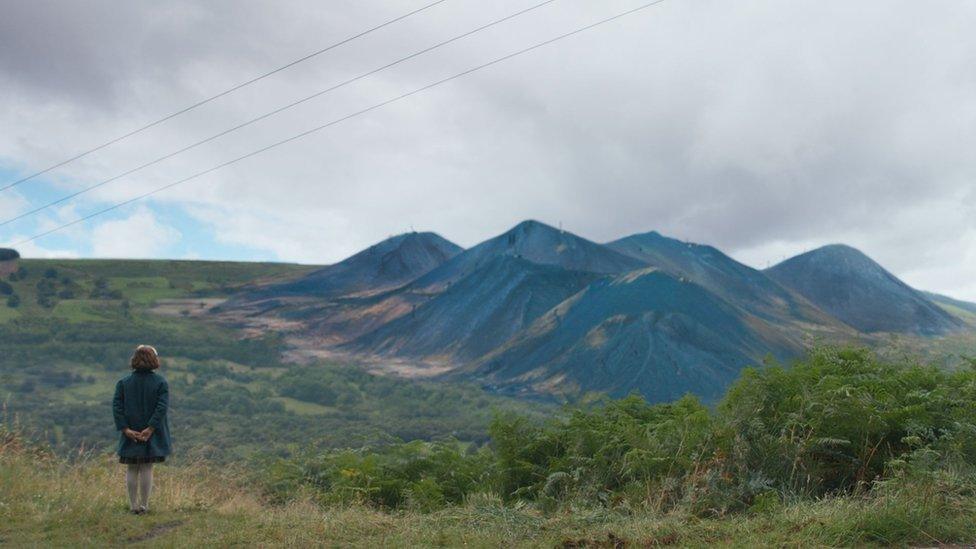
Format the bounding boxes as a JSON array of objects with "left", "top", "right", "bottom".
[{"left": 2, "top": 429, "right": 974, "bottom": 547}]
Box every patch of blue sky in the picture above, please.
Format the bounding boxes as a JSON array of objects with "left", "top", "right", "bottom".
[{"left": 0, "top": 164, "right": 275, "bottom": 262}]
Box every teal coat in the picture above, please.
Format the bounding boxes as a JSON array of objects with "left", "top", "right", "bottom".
[{"left": 112, "top": 371, "right": 172, "bottom": 459}]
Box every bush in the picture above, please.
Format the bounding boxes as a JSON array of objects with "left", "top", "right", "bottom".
[
  {"left": 718, "top": 347, "right": 976, "bottom": 499},
  {"left": 267, "top": 347, "right": 976, "bottom": 516},
  {"left": 89, "top": 277, "right": 121, "bottom": 299},
  {"left": 279, "top": 378, "right": 338, "bottom": 406},
  {"left": 265, "top": 440, "right": 495, "bottom": 510}
]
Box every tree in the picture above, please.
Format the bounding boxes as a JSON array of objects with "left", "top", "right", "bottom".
[{"left": 90, "top": 277, "right": 121, "bottom": 299}]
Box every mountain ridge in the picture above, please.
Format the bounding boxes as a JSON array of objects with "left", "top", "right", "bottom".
[
  {"left": 607, "top": 231, "right": 839, "bottom": 328},
  {"left": 326, "top": 220, "right": 638, "bottom": 355},
  {"left": 249, "top": 231, "right": 461, "bottom": 300},
  {"left": 406, "top": 220, "right": 645, "bottom": 292},
  {"left": 205, "top": 223, "right": 968, "bottom": 403}
]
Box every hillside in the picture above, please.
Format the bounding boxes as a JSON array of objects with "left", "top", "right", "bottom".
[
  {"left": 345, "top": 256, "right": 599, "bottom": 362},
  {"left": 0, "top": 258, "right": 550, "bottom": 458},
  {"left": 0, "top": 258, "right": 317, "bottom": 324},
  {"left": 469, "top": 268, "right": 798, "bottom": 402},
  {"left": 214, "top": 232, "right": 464, "bottom": 346},
  {"left": 924, "top": 290, "right": 976, "bottom": 326},
  {"left": 766, "top": 245, "right": 963, "bottom": 335}
]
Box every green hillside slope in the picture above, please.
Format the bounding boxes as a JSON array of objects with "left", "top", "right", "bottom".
[{"left": 0, "top": 258, "right": 548, "bottom": 459}]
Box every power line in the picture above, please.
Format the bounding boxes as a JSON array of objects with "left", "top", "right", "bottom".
[
  {"left": 11, "top": 0, "right": 668, "bottom": 247},
  {"left": 0, "top": 0, "right": 558, "bottom": 228},
  {"left": 0, "top": 0, "right": 450, "bottom": 194}
]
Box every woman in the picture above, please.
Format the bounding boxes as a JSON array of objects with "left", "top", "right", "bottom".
[{"left": 112, "top": 345, "right": 171, "bottom": 515}]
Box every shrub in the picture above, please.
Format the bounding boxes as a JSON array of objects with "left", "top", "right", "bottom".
[
  {"left": 89, "top": 277, "right": 121, "bottom": 299},
  {"left": 717, "top": 347, "right": 976, "bottom": 498},
  {"left": 265, "top": 440, "right": 494, "bottom": 510},
  {"left": 266, "top": 347, "right": 976, "bottom": 516},
  {"left": 280, "top": 378, "right": 338, "bottom": 406}
]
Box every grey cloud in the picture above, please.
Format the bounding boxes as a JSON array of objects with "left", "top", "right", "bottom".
[{"left": 0, "top": 0, "right": 975, "bottom": 298}]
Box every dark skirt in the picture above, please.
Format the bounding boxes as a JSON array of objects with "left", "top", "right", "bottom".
[{"left": 119, "top": 456, "right": 166, "bottom": 465}]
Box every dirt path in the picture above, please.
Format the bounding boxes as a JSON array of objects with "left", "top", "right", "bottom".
[{"left": 125, "top": 519, "right": 185, "bottom": 544}]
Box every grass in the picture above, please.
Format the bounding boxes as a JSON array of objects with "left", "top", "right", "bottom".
[
  {"left": 0, "top": 258, "right": 316, "bottom": 324},
  {"left": 107, "top": 276, "right": 185, "bottom": 306},
  {"left": 19, "top": 258, "right": 319, "bottom": 288},
  {"left": 52, "top": 299, "right": 114, "bottom": 322},
  {"left": 0, "top": 304, "right": 19, "bottom": 322},
  {"left": 938, "top": 302, "right": 976, "bottom": 325},
  {"left": 2, "top": 430, "right": 975, "bottom": 547},
  {"left": 273, "top": 396, "right": 334, "bottom": 416}
]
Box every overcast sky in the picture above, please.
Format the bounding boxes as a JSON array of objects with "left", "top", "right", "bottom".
[{"left": 1, "top": 0, "right": 974, "bottom": 299}]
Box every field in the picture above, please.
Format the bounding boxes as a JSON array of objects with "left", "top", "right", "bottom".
[{"left": 0, "top": 259, "right": 550, "bottom": 461}]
